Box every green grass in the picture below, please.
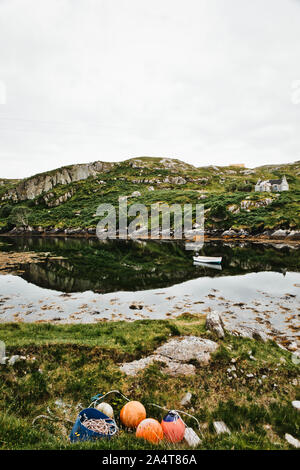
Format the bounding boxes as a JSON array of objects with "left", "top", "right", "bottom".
[{"left": 0, "top": 317, "right": 299, "bottom": 450}]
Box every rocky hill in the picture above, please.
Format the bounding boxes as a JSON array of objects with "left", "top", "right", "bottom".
[
  {"left": 0, "top": 157, "right": 299, "bottom": 235},
  {"left": 1, "top": 161, "right": 115, "bottom": 202}
]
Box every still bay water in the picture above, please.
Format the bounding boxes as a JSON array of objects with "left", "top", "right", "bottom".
[{"left": 0, "top": 237, "right": 299, "bottom": 340}]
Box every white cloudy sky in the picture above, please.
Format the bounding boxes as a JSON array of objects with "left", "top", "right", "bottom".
[{"left": 0, "top": 0, "right": 300, "bottom": 178}]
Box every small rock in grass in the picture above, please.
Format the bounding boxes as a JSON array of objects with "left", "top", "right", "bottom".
[
  {"left": 180, "top": 392, "right": 192, "bottom": 406},
  {"left": 8, "top": 355, "right": 20, "bottom": 365},
  {"left": 285, "top": 433, "right": 300, "bottom": 448},
  {"left": 292, "top": 400, "right": 300, "bottom": 411},
  {"left": 213, "top": 421, "right": 231, "bottom": 435},
  {"left": 206, "top": 311, "right": 225, "bottom": 338}
]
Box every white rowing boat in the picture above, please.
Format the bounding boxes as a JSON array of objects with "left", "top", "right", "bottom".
[{"left": 193, "top": 255, "right": 222, "bottom": 264}]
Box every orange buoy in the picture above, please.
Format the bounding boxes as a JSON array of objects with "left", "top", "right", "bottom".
[
  {"left": 136, "top": 418, "right": 164, "bottom": 444},
  {"left": 120, "top": 401, "right": 146, "bottom": 429},
  {"left": 161, "top": 411, "right": 185, "bottom": 443}
]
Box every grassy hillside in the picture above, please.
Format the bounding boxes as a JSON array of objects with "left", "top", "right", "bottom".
[{"left": 0, "top": 157, "right": 300, "bottom": 233}]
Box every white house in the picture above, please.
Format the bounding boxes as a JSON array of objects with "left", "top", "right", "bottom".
[{"left": 255, "top": 175, "right": 289, "bottom": 192}]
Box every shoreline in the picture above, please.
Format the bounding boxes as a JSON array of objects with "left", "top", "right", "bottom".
[
  {"left": 0, "top": 233, "right": 299, "bottom": 352},
  {"left": 1, "top": 231, "right": 300, "bottom": 246}
]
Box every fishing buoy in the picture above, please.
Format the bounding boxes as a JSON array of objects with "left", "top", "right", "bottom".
[
  {"left": 120, "top": 401, "right": 146, "bottom": 429},
  {"left": 136, "top": 418, "right": 164, "bottom": 444},
  {"left": 96, "top": 402, "right": 114, "bottom": 419},
  {"left": 161, "top": 411, "right": 185, "bottom": 443}
]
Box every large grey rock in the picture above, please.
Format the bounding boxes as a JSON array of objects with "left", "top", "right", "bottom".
[
  {"left": 271, "top": 229, "right": 289, "bottom": 239},
  {"left": 222, "top": 229, "right": 237, "bottom": 237},
  {"left": 155, "top": 336, "right": 218, "bottom": 364},
  {"left": 2, "top": 161, "right": 114, "bottom": 202},
  {"left": 206, "top": 311, "right": 225, "bottom": 338},
  {"left": 120, "top": 354, "right": 195, "bottom": 377},
  {"left": 226, "top": 325, "right": 268, "bottom": 343},
  {"left": 120, "top": 336, "right": 218, "bottom": 377},
  {"left": 160, "top": 359, "right": 196, "bottom": 376},
  {"left": 287, "top": 231, "right": 300, "bottom": 241}
]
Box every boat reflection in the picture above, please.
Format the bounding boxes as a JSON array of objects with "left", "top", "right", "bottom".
[{"left": 193, "top": 261, "right": 222, "bottom": 271}]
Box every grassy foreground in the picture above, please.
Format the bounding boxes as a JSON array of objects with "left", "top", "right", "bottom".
[{"left": 0, "top": 315, "right": 299, "bottom": 450}]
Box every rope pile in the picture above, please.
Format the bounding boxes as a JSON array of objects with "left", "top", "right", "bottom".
[{"left": 81, "top": 414, "right": 118, "bottom": 436}]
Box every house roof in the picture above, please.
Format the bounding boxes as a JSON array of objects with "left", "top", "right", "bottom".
[
  {"left": 268, "top": 179, "right": 282, "bottom": 185},
  {"left": 256, "top": 176, "right": 288, "bottom": 186}
]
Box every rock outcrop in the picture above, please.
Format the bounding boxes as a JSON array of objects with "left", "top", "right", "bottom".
[
  {"left": 120, "top": 336, "right": 219, "bottom": 377},
  {"left": 225, "top": 325, "right": 269, "bottom": 343},
  {"left": 43, "top": 189, "right": 75, "bottom": 207},
  {"left": 1, "top": 161, "right": 114, "bottom": 202}
]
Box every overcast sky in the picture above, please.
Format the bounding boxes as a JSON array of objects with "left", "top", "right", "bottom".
[{"left": 0, "top": 0, "right": 300, "bottom": 178}]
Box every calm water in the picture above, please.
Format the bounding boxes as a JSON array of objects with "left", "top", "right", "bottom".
[
  {"left": 0, "top": 237, "right": 299, "bottom": 341},
  {"left": 0, "top": 236, "right": 299, "bottom": 293}
]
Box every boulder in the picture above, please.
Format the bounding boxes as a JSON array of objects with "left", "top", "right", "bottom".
[
  {"left": 155, "top": 336, "right": 218, "bottom": 364},
  {"left": 206, "top": 311, "right": 225, "bottom": 338},
  {"left": 226, "top": 325, "right": 268, "bottom": 343},
  {"left": 222, "top": 229, "right": 237, "bottom": 237},
  {"left": 286, "top": 231, "right": 300, "bottom": 241},
  {"left": 120, "top": 336, "right": 218, "bottom": 377},
  {"left": 120, "top": 354, "right": 195, "bottom": 377},
  {"left": 271, "top": 229, "right": 289, "bottom": 239}
]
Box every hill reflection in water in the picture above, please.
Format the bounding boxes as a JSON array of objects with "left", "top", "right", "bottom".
[{"left": 1, "top": 236, "right": 299, "bottom": 294}]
